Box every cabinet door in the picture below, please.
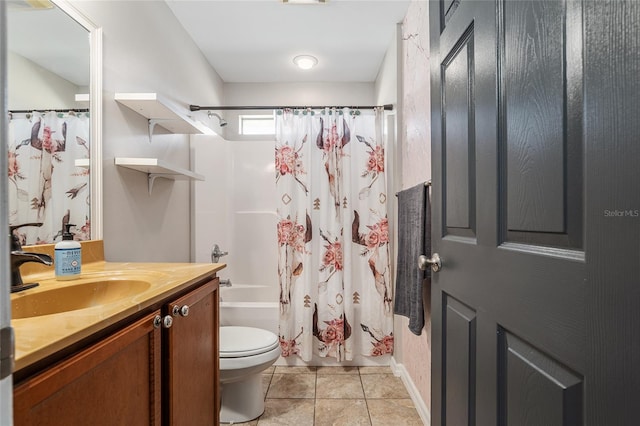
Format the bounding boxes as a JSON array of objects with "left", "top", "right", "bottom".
[
  {"left": 14, "top": 311, "right": 162, "bottom": 426},
  {"left": 165, "top": 279, "right": 219, "bottom": 426}
]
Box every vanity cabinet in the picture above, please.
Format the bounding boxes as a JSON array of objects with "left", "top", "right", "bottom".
[
  {"left": 13, "top": 311, "right": 163, "bottom": 425},
  {"left": 164, "top": 279, "right": 219, "bottom": 425},
  {"left": 13, "top": 277, "right": 219, "bottom": 426}
]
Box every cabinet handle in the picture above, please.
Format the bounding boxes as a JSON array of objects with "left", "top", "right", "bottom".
[
  {"left": 162, "top": 315, "right": 173, "bottom": 328},
  {"left": 153, "top": 315, "right": 162, "bottom": 328},
  {"left": 180, "top": 305, "right": 190, "bottom": 317},
  {"left": 172, "top": 304, "right": 190, "bottom": 317}
]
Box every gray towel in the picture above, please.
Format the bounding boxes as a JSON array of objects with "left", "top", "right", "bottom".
[{"left": 394, "top": 183, "right": 430, "bottom": 335}]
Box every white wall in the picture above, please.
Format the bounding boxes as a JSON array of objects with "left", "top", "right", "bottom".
[
  {"left": 70, "top": 0, "right": 224, "bottom": 262},
  {"left": 223, "top": 82, "right": 374, "bottom": 141},
  {"left": 8, "top": 51, "right": 82, "bottom": 110},
  {"left": 226, "top": 82, "right": 374, "bottom": 106},
  {"left": 191, "top": 134, "right": 231, "bottom": 265},
  {"left": 374, "top": 31, "right": 398, "bottom": 107},
  {"left": 192, "top": 136, "right": 278, "bottom": 288}
]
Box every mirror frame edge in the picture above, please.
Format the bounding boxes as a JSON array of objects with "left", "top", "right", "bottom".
[{"left": 51, "top": 0, "right": 103, "bottom": 240}]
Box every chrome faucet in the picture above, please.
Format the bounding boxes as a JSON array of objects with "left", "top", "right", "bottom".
[
  {"left": 10, "top": 223, "right": 53, "bottom": 293},
  {"left": 211, "top": 244, "right": 229, "bottom": 263}
]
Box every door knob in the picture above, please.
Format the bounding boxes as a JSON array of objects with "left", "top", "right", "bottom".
[{"left": 418, "top": 253, "right": 442, "bottom": 273}]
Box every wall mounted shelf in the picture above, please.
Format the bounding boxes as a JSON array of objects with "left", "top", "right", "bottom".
[
  {"left": 114, "top": 92, "right": 214, "bottom": 142},
  {"left": 75, "top": 94, "right": 89, "bottom": 103},
  {"left": 75, "top": 158, "right": 90, "bottom": 168},
  {"left": 115, "top": 157, "right": 204, "bottom": 194}
]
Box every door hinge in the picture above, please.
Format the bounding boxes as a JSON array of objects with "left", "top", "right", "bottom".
[{"left": 0, "top": 326, "right": 14, "bottom": 380}]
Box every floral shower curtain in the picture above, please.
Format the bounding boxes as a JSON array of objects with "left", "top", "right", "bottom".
[
  {"left": 276, "top": 107, "right": 393, "bottom": 362},
  {"left": 8, "top": 111, "right": 91, "bottom": 245}
]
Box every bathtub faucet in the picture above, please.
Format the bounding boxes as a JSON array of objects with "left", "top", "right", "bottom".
[
  {"left": 219, "top": 279, "right": 232, "bottom": 287},
  {"left": 211, "top": 244, "right": 229, "bottom": 263}
]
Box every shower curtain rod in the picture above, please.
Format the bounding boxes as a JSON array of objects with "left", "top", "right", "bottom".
[
  {"left": 8, "top": 108, "right": 89, "bottom": 114},
  {"left": 189, "top": 104, "right": 394, "bottom": 112}
]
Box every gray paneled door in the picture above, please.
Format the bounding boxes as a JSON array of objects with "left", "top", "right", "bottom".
[{"left": 429, "top": 0, "right": 640, "bottom": 425}]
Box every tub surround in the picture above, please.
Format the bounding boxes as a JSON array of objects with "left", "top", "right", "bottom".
[{"left": 12, "top": 240, "right": 226, "bottom": 372}]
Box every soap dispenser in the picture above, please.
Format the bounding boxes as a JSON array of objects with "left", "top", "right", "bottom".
[{"left": 55, "top": 224, "right": 81, "bottom": 280}]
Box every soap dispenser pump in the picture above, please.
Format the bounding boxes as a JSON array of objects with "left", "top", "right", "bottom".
[{"left": 55, "top": 224, "right": 81, "bottom": 280}]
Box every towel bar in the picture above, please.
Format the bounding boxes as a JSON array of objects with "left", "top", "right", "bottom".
[{"left": 395, "top": 180, "right": 431, "bottom": 197}]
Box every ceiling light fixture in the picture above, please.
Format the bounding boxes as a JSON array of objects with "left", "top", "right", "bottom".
[{"left": 293, "top": 55, "right": 318, "bottom": 70}]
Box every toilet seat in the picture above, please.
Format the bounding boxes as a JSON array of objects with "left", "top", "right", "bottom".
[
  {"left": 220, "top": 326, "right": 279, "bottom": 358},
  {"left": 219, "top": 327, "right": 281, "bottom": 423}
]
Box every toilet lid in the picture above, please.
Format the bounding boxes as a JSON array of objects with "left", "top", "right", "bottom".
[{"left": 220, "top": 326, "right": 280, "bottom": 358}]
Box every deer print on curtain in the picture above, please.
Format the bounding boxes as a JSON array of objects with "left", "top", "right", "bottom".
[
  {"left": 276, "top": 107, "right": 393, "bottom": 362},
  {"left": 8, "top": 111, "right": 91, "bottom": 245}
]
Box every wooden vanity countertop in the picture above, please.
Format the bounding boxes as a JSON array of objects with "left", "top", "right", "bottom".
[{"left": 11, "top": 240, "right": 226, "bottom": 372}]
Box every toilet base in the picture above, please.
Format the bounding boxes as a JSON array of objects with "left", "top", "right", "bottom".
[{"left": 220, "top": 373, "right": 265, "bottom": 424}]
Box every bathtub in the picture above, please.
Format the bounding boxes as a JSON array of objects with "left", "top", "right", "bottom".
[
  {"left": 219, "top": 284, "right": 279, "bottom": 333},
  {"left": 218, "top": 283, "right": 390, "bottom": 367}
]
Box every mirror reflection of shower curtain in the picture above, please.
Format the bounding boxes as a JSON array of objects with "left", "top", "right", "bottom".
[
  {"left": 7, "top": 111, "right": 90, "bottom": 245},
  {"left": 276, "top": 107, "right": 393, "bottom": 362}
]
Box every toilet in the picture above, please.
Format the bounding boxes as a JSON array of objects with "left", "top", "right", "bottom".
[{"left": 219, "top": 326, "right": 281, "bottom": 424}]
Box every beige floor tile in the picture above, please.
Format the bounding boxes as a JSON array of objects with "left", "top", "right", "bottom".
[
  {"left": 263, "top": 366, "right": 276, "bottom": 375},
  {"left": 266, "top": 373, "right": 316, "bottom": 399},
  {"left": 361, "top": 374, "right": 410, "bottom": 399},
  {"left": 231, "top": 421, "right": 258, "bottom": 426},
  {"left": 358, "top": 366, "right": 393, "bottom": 375},
  {"left": 274, "top": 366, "right": 317, "bottom": 374},
  {"left": 262, "top": 373, "right": 272, "bottom": 399},
  {"left": 317, "top": 366, "right": 359, "bottom": 375},
  {"left": 367, "top": 399, "right": 423, "bottom": 426},
  {"left": 256, "top": 399, "right": 315, "bottom": 426},
  {"left": 315, "top": 399, "right": 372, "bottom": 426},
  {"left": 316, "top": 375, "right": 365, "bottom": 399}
]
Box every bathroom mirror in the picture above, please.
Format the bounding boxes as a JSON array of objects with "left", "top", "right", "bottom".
[{"left": 6, "top": 0, "right": 102, "bottom": 243}]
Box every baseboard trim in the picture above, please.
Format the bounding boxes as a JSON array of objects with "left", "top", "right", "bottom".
[{"left": 390, "top": 357, "right": 431, "bottom": 426}]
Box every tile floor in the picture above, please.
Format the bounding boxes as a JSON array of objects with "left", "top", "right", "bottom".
[{"left": 231, "top": 365, "right": 424, "bottom": 426}]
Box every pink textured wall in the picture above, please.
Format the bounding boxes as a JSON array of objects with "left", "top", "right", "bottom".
[{"left": 400, "top": 0, "right": 432, "bottom": 411}]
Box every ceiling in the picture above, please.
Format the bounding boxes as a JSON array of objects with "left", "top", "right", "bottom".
[
  {"left": 6, "top": 0, "right": 410, "bottom": 87},
  {"left": 165, "top": 0, "right": 410, "bottom": 83}
]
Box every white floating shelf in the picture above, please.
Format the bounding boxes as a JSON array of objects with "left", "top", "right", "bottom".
[
  {"left": 115, "top": 157, "right": 204, "bottom": 194},
  {"left": 75, "top": 93, "right": 89, "bottom": 103},
  {"left": 75, "top": 158, "right": 90, "bottom": 168},
  {"left": 114, "top": 92, "right": 214, "bottom": 139}
]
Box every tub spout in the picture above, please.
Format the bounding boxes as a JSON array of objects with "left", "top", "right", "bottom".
[{"left": 220, "top": 279, "right": 232, "bottom": 287}]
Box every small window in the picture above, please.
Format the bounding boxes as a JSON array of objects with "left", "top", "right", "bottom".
[{"left": 239, "top": 114, "right": 275, "bottom": 135}]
